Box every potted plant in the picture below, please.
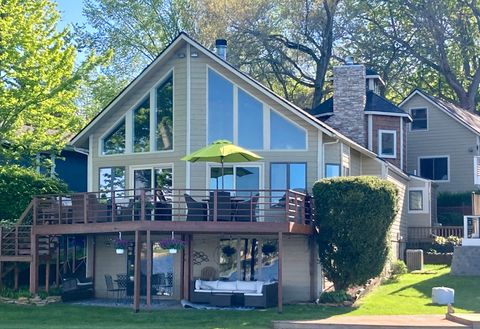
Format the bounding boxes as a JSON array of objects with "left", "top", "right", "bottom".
[
  {"left": 113, "top": 237, "right": 129, "bottom": 254},
  {"left": 262, "top": 243, "right": 277, "bottom": 255},
  {"left": 159, "top": 237, "right": 185, "bottom": 254},
  {"left": 221, "top": 245, "right": 236, "bottom": 257}
]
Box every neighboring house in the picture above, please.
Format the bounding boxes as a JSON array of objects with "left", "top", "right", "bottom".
[
  {"left": 313, "top": 63, "right": 436, "bottom": 230},
  {"left": 0, "top": 33, "right": 433, "bottom": 311},
  {"left": 400, "top": 89, "right": 480, "bottom": 194}
]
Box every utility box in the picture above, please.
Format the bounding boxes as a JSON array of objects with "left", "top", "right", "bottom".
[{"left": 406, "top": 249, "right": 424, "bottom": 272}]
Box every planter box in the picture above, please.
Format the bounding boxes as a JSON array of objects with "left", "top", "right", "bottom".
[{"left": 424, "top": 253, "right": 453, "bottom": 265}]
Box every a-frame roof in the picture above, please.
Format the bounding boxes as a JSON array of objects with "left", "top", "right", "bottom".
[{"left": 71, "top": 32, "right": 379, "bottom": 158}]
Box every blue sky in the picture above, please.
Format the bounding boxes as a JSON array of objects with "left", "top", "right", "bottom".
[{"left": 55, "top": 0, "right": 87, "bottom": 30}]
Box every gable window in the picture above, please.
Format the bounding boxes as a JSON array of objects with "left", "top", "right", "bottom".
[
  {"left": 325, "top": 164, "right": 340, "bottom": 178},
  {"left": 419, "top": 156, "right": 449, "bottom": 181},
  {"left": 102, "top": 119, "right": 126, "bottom": 155},
  {"left": 238, "top": 89, "right": 263, "bottom": 149},
  {"left": 156, "top": 75, "right": 173, "bottom": 151},
  {"left": 379, "top": 130, "right": 396, "bottom": 158},
  {"left": 411, "top": 108, "right": 427, "bottom": 130},
  {"left": 270, "top": 110, "right": 307, "bottom": 150},
  {"left": 208, "top": 69, "right": 233, "bottom": 144},
  {"left": 133, "top": 98, "right": 150, "bottom": 152},
  {"left": 271, "top": 163, "right": 307, "bottom": 202}
]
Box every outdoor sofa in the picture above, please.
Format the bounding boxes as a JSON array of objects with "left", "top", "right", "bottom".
[
  {"left": 190, "top": 279, "right": 278, "bottom": 308},
  {"left": 61, "top": 276, "right": 94, "bottom": 301}
]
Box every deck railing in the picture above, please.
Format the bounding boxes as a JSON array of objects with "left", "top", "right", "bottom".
[
  {"left": 407, "top": 226, "right": 463, "bottom": 243},
  {"left": 31, "top": 188, "right": 312, "bottom": 226},
  {"left": 0, "top": 201, "right": 34, "bottom": 258}
]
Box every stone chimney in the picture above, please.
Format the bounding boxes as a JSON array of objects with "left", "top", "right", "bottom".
[{"left": 326, "top": 61, "right": 367, "bottom": 146}]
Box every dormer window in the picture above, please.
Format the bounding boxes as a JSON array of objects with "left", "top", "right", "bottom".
[{"left": 411, "top": 108, "right": 427, "bottom": 131}]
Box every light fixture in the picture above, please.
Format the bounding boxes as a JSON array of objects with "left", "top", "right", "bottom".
[
  {"left": 191, "top": 51, "right": 199, "bottom": 58},
  {"left": 177, "top": 52, "right": 185, "bottom": 58}
]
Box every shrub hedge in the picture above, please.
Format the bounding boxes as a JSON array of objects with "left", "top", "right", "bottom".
[
  {"left": 313, "top": 176, "right": 398, "bottom": 291},
  {"left": 0, "top": 165, "right": 68, "bottom": 223},
  {"left": 437, "top": 191, "right": 472, "bottom": 207}
]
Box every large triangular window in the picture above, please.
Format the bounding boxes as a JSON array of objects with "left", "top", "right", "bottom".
[{"left": 102, "top": 119, "right": 126, "bottom": 155}]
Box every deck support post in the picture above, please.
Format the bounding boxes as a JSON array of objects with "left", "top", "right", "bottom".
[
  {"left": 146, "top": 230, "right": 152, "bottom": 309},
  {"left": 309, "top": 236, "right": 317, "bottom": 302},
  {"left": 14, "top": 263, "right": 19, "bottom": 290},
  {"left": 133, "top": 230, "right": 141, "bottom": 312},
  {"left": 182, "top": 234, "right": 191, "bottom": 300},
  {"left": 92, "top": 236, "right": 96, "bottom": 298},
  {"left": 180, "top": 233, "right": 185, "bottom": 300},
  {"left": 45, "top": 258, "right": 50, "bottom": 293},
  {"left": 56, "top": 240, "right": 60, "bottom": 288},
  {"left": 29, "top": 232, "right": 38, "bottom": 294},
  {"left": 0, "top": 261, "right": 3, "bottom": 288},
  {"left": 277, "top": 232, "right": 283, "bottom": 313}
]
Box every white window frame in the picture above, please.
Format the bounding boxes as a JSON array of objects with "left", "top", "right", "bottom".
[
  {"left": 418, "top": 155, "right": 450, "bottom": 182},
  {"left": 205, "top": 162, "right": 264, "bottom": 192},
  {"left": 408, "top": 188, "right": 428, "bottom": 214},
  {"left": 99, "top": 116, "right": 127, "bottom": 156},
  {"left": 378, "top": 129, "right": 397, "bottom": 158},
  {"left": 410, "top": 107, "right": 428, "bottom": 132},
  {"left": 129, "top": 164, "right": 174, "bottom": 191}
]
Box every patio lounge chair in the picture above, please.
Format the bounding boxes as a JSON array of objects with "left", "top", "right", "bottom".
[{"left": 184, "top": 193, "right": 208, "bottom": 221}]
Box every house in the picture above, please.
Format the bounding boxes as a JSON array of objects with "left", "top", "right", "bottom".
[
  {"left": 313, "top": 63, "right": 436, "bottom": 230},
  {"left": 0, "top": 33, "right": 433, "bottom": 311},
  {"left": 399, "top": 89, "right": 480, "bottom": 193}
]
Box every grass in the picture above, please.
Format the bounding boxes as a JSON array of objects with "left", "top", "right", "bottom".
[
  {"left": 0, "top": 265, "right": 478, "bottom": 329},
  {"left": 349, "top": 265, "right": 480, "bottom": 315}
]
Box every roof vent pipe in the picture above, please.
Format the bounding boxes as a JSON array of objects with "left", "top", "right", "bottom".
[
  {"left": 345, "top": 56, "right": 354, "bottom": 65},
  {"left": 215, "top": 39, "right": 227, "bottom": 61}
]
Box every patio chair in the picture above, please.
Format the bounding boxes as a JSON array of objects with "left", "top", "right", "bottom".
[
  {"left": 71, "top": 194, "right": 86, "bottom": 223},
  {"left": 184, "top": 193, "right": 208, "bottom": 221},
  {"left": 154, "top": 190, "right": 172, "bottom": 221},
  {"left": 208, "top": 191, "right": 232, "bottom": 221},
  {"left": 87, "top": 193, "right": 110, "bottom": 223},
  {"left": 233, "top": 194, "right": 259, "bottom": 222},
  {"left": 105, "top": 274, "right": 125, "bottom": 303}
]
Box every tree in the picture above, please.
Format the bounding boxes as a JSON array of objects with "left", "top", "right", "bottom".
[
  {"left": 312, "top": 176, "right": 398, "bottom": 291},
  {"left": 352, "top": 0, "right": 480, "bottom": 112},
  {"left": 0, "top": 0, "right": 105, "bottom": 161}
]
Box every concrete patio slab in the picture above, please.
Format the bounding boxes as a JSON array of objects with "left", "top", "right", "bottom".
[{"left": 273, "top": 315, "right": 469, "bottom": 329}]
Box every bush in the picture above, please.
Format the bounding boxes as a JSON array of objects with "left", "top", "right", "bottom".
[
  {"left": 319, "top": 290, "right": 352, "bottom": 304},
  {"left": 437, "top": 191, "right": 472, "bottom": 207},
  {"left": 0, "top": 165, "right": 68, "bottom": 222},
  {"left": 391, "top": 260, "right": 407, "bottom": 276},
  {"left": 429, "top": 235, "right": 461, "bottom": 254},
  {"left": 313, "top": 176, "right": 398, "bottom": 291}
]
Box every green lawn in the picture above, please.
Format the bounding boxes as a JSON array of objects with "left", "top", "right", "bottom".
[{"left": 0, "top": 265, "right": 478, "bottom": 329}]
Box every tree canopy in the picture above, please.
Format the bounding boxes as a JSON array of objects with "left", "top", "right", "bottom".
[{"left": 0, "top": 0, "right": 106, "bottom": 162}]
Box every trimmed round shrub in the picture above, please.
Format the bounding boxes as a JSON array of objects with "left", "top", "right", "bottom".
[
  {"left": 319, "top": 290, "right": 352, "bottom": 304},
  {"left": 391, "top": 260, "right": 407, "bottom": 276},
  {"left": 0, "top": 165, "right": 68, "bottom": 222},
  {"left": 313, "top": 176, "right": 398, "bottom": 291}
]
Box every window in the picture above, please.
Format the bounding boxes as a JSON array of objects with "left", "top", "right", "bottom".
[
  {"left": 209, "top": 166, "right": 260, "bottom": 197},
  {"left": 133, "top": 98, "right": 150, "bottom": 152},
  {"left": 156, "top": 75, "right": 173, "bottom": 151},
  {"left": 208, "top": 69, "right": 233, "bottom": 143},
  {"left": 411, "top": 108, "right": 427, "bottom": 130},
  {"left": 238, "top": 89, "right": 263, "bottom": 149},
  {"left": 99, "top": 167, "right": 125, "bottom": 197},
  {"left": 325, "top": 164, "right": 340, "bottom": 178},
  {"left": 271, "top": 163, "right": 307, "bottom": 202},
  {"left": 409, "top": 190, "right": 424, "bottom": 211},
  {"left": 379, "top": 130, "right": 396, "bottom": 158},
  {"left": 102, "top": 119, "right": 126, "bottom": 155},
  {"left": 270, "top": 110, "right": 306, "bottom": 150},
  {"left": 419, "top": 157, "right": 449, "bottom": 181}
]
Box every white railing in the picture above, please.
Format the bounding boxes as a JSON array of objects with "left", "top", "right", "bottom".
[{"left": 463, "top": 216, "right": 480, "bottom": 246}]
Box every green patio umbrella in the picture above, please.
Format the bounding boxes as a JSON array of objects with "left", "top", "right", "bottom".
[{"left": 181, "top": 140, "right": 262, "bottom": 189}]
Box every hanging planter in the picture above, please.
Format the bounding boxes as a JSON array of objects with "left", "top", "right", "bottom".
[
  {"left": 160, "top": 233, "right": 185, "bottom": 254},
  {"left": 262, "top": 243, "right": 277, "bottom": 255},
  {"left": 221, "top": 245, "right": 236, "bottom": 257},
  {"left": 113, "top": 233, "right": 129, "bottom": 255}
]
